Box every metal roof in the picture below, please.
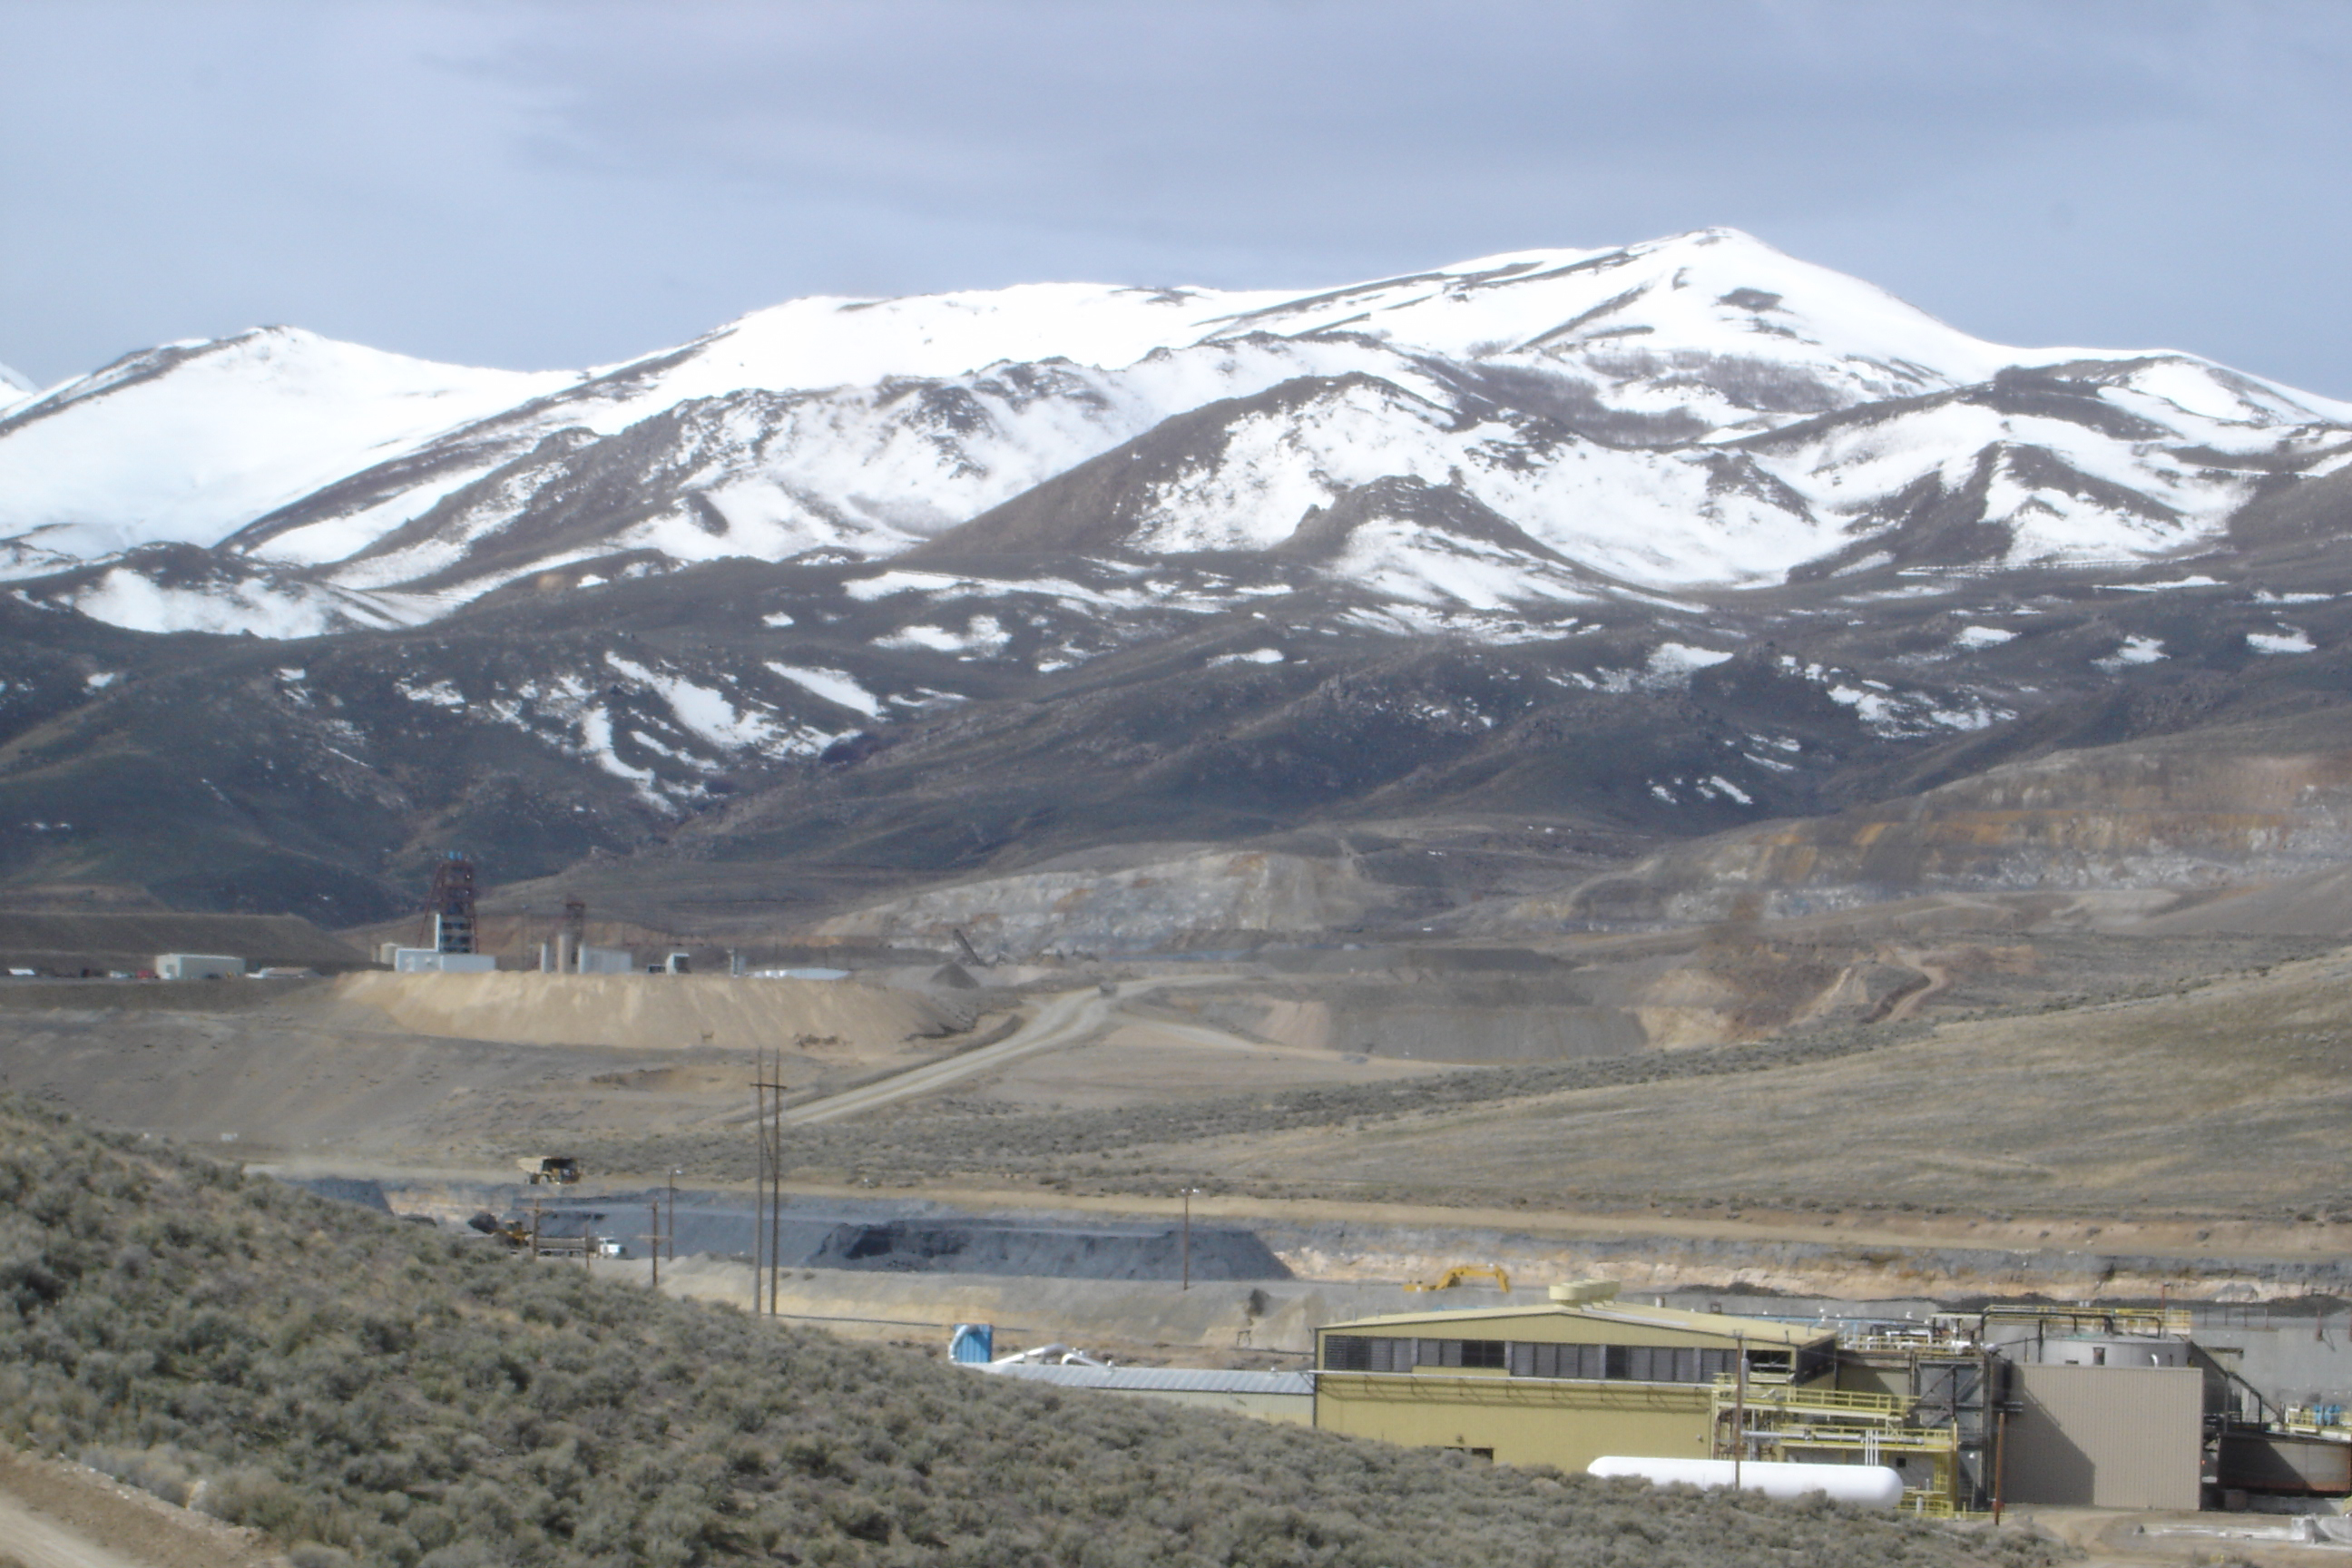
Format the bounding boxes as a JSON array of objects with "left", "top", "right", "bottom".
[
  {"left": 979, "top": 1364, "right": 1313, "bottom": 1396},
  {"left": 1318, "top": 1299, "right": 1832, "bottom": 1347}
]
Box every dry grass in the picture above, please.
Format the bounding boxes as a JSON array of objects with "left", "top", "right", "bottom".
[
  {"left": 561, "top": 946, "right": 2352, "bottom": 1224},
  {"left": 1206, "top": 946, "right": 2352, "bottom": 1220}
]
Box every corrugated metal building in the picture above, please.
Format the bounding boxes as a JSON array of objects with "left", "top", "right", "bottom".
[
  {"left": 2002, "top": 1363, "right": 2203, "bottom": 1511},
  {"left": 1313, "top": 1292, "right": 1837, "bottom": 1471}
]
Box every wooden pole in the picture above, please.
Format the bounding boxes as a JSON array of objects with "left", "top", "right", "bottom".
[
  {"left": 750, "top": 1061, "right": 767, "bottom": 1312},
  {"left": 1992, "top": 1399, "right": 2009, "bottom": 1523},
  {"left": 1181, "top": 1189, "right": 1191, "bottom": 1291},
  {"left": 771, "top": 1060, "right": 782, "bottom": 1314},
  {"left": 776, "top": 1053, "right": 785, "bottom": 1316},
  {"left": 751, "top": 1050, "right": 789, "bottom": 1316},
  {"left": 766, "top": 1050, "right": 774, "bottom": 1316},
  {"left": 1732, "top": 1335, "right": 1747, "bottom": 1492}
]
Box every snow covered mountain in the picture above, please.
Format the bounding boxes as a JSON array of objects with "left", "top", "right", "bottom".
[
  {"left": 7, "top": 229, "right": 2352, "bottom": 926},
  {"left": 7, "top": 228, "right": 2347, "bottom": 642}
]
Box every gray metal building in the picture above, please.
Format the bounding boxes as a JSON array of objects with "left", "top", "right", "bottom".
[{"left": 2002, "top": 1363, "right": 2204, "bottom": 1511}]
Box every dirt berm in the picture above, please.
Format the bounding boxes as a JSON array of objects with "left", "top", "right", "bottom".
[{"left": 320, "top": 971, "right": 967, "bottom": 1052}]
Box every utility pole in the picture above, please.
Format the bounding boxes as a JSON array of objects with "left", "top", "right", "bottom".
[
  {"left": 751, "top": 1058, "right": 768, "bottom": 1313},
  {"left": 1990, "top": 1357, "right": 2010, "bottom": 1523},
  {"left": 752, "top": 1050, "right": 789, "bottom": 1316},
  {"left": 770, "top": 1055, "right": 785, "bottom": 1314},
  {"left": 644, "top": 1202, "right": 664, "bottom": 1289},
  {"left": 1181, "top": 1188, "right": 1200, "bottom": 1291},
  {"left": 668, "top": 1169, "right": 679, "bottom": 1269},
  {"left": 1732, "top": 1334, "right": 1747, "bottom": 1493},
  {"left": 772, "top": 1095, "right": 782, "bottom": 1314}
]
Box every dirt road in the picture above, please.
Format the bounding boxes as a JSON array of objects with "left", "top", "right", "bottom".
[
  {"left": 1877, "top": 950, "right": 1955, "bottom": 1024},
  {"left": 0, "top": 1490, "right": 150, "bottom": 1568},
  {"left": 785, "top": 985, "right": 1117, "bottom": 1123},
  {"left": 0, "top": 1449, "right": 268, "bottom": 1568},
  {"left": 782, "top": 977, "right": 1275, "bottom": 1124}
]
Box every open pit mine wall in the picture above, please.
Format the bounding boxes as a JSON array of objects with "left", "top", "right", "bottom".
[
  {"left": 804, "top": 849, "right": 1377, "bottom": 959},
  {"left": 793, "top": 727, "right": 2352, "bottom": 957},
  {"left": 1558, "top": 741, "right": 2352, "bottom": 926}
]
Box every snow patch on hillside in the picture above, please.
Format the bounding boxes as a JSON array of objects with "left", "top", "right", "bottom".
[
  {"left": 1324, "top": 520, "right": 1594, "bottom": 609},
  {"left": 63, "top": 565, "right": 396, "bottom": 639},
  {"left": 2096, "top": 635, "right": 2167, "bottom": 670},
  {"left": 0, "top": 328, "right": 572, "bottom": 556},
  {"left": 766, "top": 662, "right": 882, "bottom": 718},
  {"left": 877, "top": 617, "right": 1011, "bottom": 657}
]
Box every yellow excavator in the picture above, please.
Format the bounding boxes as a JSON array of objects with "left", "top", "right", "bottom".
[
  {"left": 466, "top": 1211, "right": 534, "bottom": 1250},
  {"left": 1405, "top": 1264, "right": 1510, "bottom": 1293}
]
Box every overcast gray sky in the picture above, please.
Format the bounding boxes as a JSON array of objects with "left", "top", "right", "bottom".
[{"left": 5, "top": 0, "right": 2350, "bottom": 396}]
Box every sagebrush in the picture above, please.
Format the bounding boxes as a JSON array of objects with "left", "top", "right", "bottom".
[{"left": 0, "top": 1095, "right": 2063, "bottom": 1567}]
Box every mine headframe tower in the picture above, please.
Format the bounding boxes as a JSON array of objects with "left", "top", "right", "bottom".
[{"left": 429, "top": 852, "right": 479, "bottom": 955}]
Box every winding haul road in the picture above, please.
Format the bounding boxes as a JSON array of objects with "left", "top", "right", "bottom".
[{"left": 781, "top": 984, "right": 1122, "bottom": 1125}]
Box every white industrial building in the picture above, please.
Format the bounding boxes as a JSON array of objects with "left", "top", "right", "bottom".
[{"left": 155, "top": 953, "right": 243, "bottom": 980}]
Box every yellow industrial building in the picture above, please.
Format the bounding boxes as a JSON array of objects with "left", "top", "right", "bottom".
[
  {"left": 1313, "top": 1282, "right": 1838, "bottom": 1473},
  {"left": 966, "top": 1287, "right": 2225, "bottom": 1516}
]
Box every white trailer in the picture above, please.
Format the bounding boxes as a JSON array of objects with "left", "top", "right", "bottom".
[{"left": 156, "top": 953, "right": 244, "bottom": 980}]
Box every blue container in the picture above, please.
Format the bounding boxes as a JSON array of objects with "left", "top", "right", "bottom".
[{"left": 949, "top": 1323, "right": 994, "bottom": 1364}]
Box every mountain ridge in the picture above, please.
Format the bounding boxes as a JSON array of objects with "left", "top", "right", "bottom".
[
  {"left": 10, "top": 226, "right": 2347, "bottom": 637},
  {"left": 3, "top": 230, "right": 2352, "bottom": 932}
]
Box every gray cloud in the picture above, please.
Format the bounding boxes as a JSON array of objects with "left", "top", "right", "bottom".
[{"left": 4, "top": 0, "right": 2348, "bottom": 396}]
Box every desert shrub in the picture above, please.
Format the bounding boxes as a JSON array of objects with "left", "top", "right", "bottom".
[
  {"left": 574, "top": 1021, "right": 1932, "bottom": 1196},
  {"left": 81, "top": 1441, "right": 205, "bottom": 1505},
  {"left": 0, "top": 1094, "right": 2061, "bottom": 1568}
]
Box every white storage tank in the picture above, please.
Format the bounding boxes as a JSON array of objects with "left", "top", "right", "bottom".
[{"left": 1590, "top": 1456, "right": 1906, "bottom": 1509}]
